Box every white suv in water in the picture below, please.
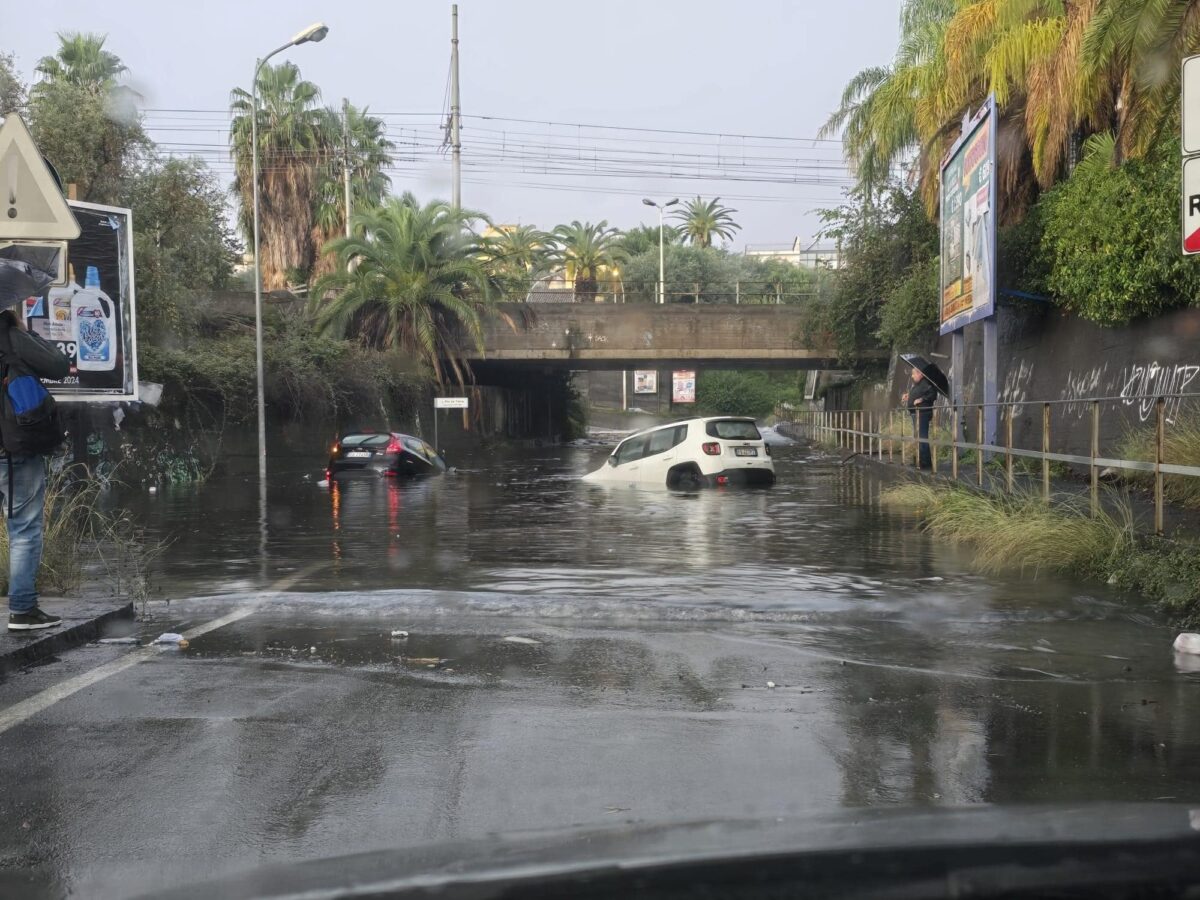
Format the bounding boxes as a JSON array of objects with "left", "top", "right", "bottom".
[{"left": 583, "top": 417, "right": 775, "bottom": 489}]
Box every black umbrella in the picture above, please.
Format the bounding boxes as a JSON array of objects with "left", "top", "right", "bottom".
[
  {"left": 0, "top": 258, "right": 54, "bottom": 310},
  {"left": 900, "top": 353, "right": 950, "bottom": 398}
]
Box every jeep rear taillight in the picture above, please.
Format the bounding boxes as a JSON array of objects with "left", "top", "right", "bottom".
[
  {"left": 765, "top": 444, "right": 772, "bottom": 456},
  {"left": 386, "top": 436, "right": 403, "bottom": 454},
  {"left": 702, "top": 442, "right": 722, "bottom": 456}
]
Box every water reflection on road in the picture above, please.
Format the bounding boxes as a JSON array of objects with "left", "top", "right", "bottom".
[{"left": 115, "top": 439, "right": 1200, "bottom": 813}]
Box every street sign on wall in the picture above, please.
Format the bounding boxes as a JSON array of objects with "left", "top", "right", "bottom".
[
  {"left": 434, "top": 396, "right": 469, "bottom": 409},
  {"left": 1184, "top": 55, "right": 1200, "bottom": 156},
  {"left": 1184, "top": 157, "right": 1200, "bottom": 254},
  {"left": 939, "top": 96, "right": 997, "bottom": 335}
]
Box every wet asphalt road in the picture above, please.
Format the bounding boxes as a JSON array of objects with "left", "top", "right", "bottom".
[{"left": 1, "top": 439, "right": 1199, "bottom": 898}]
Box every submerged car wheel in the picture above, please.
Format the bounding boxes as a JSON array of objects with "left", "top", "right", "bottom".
[{"left": 667, "top": 464, "right": 704, "bottom": 491}]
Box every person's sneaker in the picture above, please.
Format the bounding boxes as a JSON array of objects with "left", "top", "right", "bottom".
[{"left": 8, "top": 607, "right": 63, "bottom": 631}]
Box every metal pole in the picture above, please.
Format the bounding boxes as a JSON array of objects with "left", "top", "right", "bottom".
[
  {"left": 1005, "top": 405, "right": 1014, "bottom": 493},
  {"left": 735, "top": 280, "right": 740, "bottom": 305},
  {"left": 977, "top": 405, "right": 984, "bottom": 486},
  {"left": 930, "top": 407, "right": 938, "bottom": 475},
  {"left": 1090, "top": 400, "right": 1099, "bottom": 517},
  {"left": 450, "top": 4, "right": 461, "bottom": 209},
  {"left": 252, "top": 58, "right": 268, "bottom": 540},
  {"left": 951, "top": 406, "right": 959, "bottom": 481},
  {"left": 1042, "top": 402, "right": 1051, "bottom": 503},
  {"left": 342, "top": 97, "right": 352, "bottom": 239},
  {"left": 888, "top": 410, "right": 894, "bottom": 463},
  {"left": 1155, "top": 397, "right": 1165, "bottom": 536},
  {"left": 658, "top": 206, "right": 665, "bottom": 305},
  {"left": 621, "top": 371, "right": 627, "bottom": 411},
  {"left": 434, "top": 405, "right": 438, "bottom": 452}
]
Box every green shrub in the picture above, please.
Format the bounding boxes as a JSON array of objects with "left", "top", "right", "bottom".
[{"left": 1040, "top": 134, "right": 1200, "bottom": 325}]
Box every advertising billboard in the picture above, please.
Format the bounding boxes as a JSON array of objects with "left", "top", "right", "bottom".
[
  {"left": 23, "top": 201, "right": 139, "bottom": 401},
  {"left": 939, "top": 96, "right": 996, "bottom": 335},
  {"left": 672, "top": 369, "right": 696, "bottom": 404}
]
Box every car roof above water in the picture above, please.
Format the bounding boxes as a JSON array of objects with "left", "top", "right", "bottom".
[{"left": 622, "top": 416, "right": 757, "bottom": 440}]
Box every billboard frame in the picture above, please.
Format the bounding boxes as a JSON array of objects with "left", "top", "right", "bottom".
[
  {"left": 939, "top": 94, "right": 997, "bottom": 337},
  {"left": 52, "top": 200, "right": 140, "bottom": 403}
]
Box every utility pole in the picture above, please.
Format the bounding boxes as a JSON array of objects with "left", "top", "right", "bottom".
[
  {"left": 450, "top": 4, "right": 462, "bottom": 208},
  {"left": 342, "top": 97, "right": 352, "bottom": 238}
]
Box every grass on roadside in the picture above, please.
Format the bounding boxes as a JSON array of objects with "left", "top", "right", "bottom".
[
  {"left": 0, "top": 463, "right": 164, "bottom": 609},
  {"left": 882, "top": 479, "right": 1200, "bottom": 626},
  {"left": 1117, "top": 415, "right": 1200, "bottom": 508}
]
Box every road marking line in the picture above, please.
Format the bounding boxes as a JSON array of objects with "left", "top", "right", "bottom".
[{"left": 0, "top": 563, "right": 326, "bottom": 737}]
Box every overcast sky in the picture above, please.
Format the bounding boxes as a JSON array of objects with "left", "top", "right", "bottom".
[{"left": 7, "top": 1, "right": 900, "bottom": 247}]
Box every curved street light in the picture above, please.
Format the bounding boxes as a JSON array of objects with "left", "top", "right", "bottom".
[
  {"left": 642, "top": 197, "right": 678, "bottom": 304},
  {"left": 251, "top": 22, "right": 330, "bottom": 541}
]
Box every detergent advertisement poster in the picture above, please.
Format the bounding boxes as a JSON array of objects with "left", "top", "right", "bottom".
[{"left": 23, "top": 201, "right": 138, "bottom": 401}]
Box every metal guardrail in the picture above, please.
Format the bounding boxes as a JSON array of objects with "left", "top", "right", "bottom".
[{"left": 778, "top": 393, "right": 1200, "bottom": 537}]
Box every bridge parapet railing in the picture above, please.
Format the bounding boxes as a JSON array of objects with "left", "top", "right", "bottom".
[
  {"left": 522, "top": 280, "right": 822, "bottom": 304},
  {"left": 776, "top": 391, "right": 1200, "bottom": 537}
]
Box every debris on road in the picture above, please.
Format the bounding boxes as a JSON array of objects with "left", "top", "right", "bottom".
[
  {"left": 153, "top": 633, "right": 189, "bottom": 649},
  {"left": 766, "top": 681, "right": 777, "bottom": 689},
  {"left": 391, "top": 630, "right": 410, "bottom": 638},
  {"left": 1174, "top": 633, "right": 1200, "bottom": 655},
  {"left": 502, "top": 636, "right": 541, "bottom": 645},
  {"left": 98, "top": 637, "right": 139, "bottom": 645},
  {"left": 401, "top": 657, "right": 448, "bottom": 667}
]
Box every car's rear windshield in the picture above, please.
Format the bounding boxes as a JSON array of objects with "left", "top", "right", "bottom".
[
  {"left": 341, "top": 433, "right": 392, "bottom": 448},
  {"left": 705, "top": 420, "right": 761, "bottom": 440}
]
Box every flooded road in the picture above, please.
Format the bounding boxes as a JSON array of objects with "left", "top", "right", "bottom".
[{"left": 2, "top": 438, "right": 1199, "bottom": 897}]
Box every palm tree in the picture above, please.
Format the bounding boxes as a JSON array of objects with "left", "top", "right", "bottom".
[
  {"left": 314, "top": 194, "right": 504, "bottom": 387},
  {"left": 230, "top": 62, "right": 329, "bottom": 290},
  {"left": 35, "top": 32, "right": 126, "bottom": 91},
  {"left": 549, "top": 221, "right": 624, "bottom": 301},
  {"left": 312, "top": 103, "right": 394, "bottom": 278},
  {"left": 482, "top": 224, "right": 552, "bottom": 294},
  {"left": 671, "top": 197, "right": 741, "bottom": 247},
  {"left": 618, "top": 223, "right": 680, "bottom": 257}
]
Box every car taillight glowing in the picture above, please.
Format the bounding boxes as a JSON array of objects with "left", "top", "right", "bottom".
[
  {"left": 715, "top": 475, "right": 729, "bottom": 485},
  {"left": 331, "top": 443, "right": 339, "bottom": 455},
  {"left": 386, "top": 436, "right": 403, "bottom": 453},
  {"left": 702, "top": 442, "right": 721, "bottom": 456}
]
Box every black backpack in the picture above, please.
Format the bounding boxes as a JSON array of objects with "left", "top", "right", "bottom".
[{"left": 0, "top": 332, "right": 65, "bottom": 459}]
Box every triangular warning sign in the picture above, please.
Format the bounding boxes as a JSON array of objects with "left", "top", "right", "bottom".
[
  {"left": 0, "top": 114, "right": 80, "bottom": 240},
  {"left": 1187, "top": 226, "right": 1200, "bottom": 254}
]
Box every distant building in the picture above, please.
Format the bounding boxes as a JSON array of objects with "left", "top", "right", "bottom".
[{"left": 744, "top": 237, "right": 841, "bottom": 270}]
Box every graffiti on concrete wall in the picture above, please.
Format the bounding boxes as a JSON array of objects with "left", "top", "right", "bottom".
[
  {"left": 1000, "top": 360, "right": 1035, "bottom": 415},
  {"left": 1118, "top": 362, "right": 1200, "bottom": 423},
  {"left": 1062, "top": 364, "right": 1108, "bottom": 418}
]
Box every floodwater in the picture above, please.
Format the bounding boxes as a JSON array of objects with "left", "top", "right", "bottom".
[
  {"left": 112, "top": 433, "right": 1200, "bottom": 808},
  {"left": 4, "top": 433, "right": 1200, "bottom": 897}
]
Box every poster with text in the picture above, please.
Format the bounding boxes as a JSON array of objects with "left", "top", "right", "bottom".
[
  {"left": 672, "top": 370, "right": 696, "bottom": 404},
  {"left": 22, "top": 201, "right": 139, "bottom": 401},
  {"left": 939, "top": 96, "right": 996, "bottom": 335},
  {"left": 634, "top": 370, "right": 658, "bottom": 394}
]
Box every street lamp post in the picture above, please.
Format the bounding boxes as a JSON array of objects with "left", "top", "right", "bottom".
[
  {"left": 251, "top": 22, "right": 329, "bottom": 533},
  {"left": 642, "top": 198, "right": 678, "bottom": 304}
]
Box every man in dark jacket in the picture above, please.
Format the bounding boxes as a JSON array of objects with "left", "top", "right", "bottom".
[
  {"left": 0, "top": 310, "right": 70, "bottom": 631},
  {"left": 902, "top": 368, "right": 938, "bottom": 470}
]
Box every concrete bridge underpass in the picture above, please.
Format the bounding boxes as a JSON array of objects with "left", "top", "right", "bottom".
[{"left": 460, "top": 303, "right": 885, "bottom": 375}]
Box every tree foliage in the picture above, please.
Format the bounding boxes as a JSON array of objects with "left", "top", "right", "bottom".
[
  {"left": 122, "top": 158, "right": 239, "bottom": 336},
  {"left": 671, "top": 197, "right": 741, "bottom": 247},
  {"left": 0, "top": 52, "right": 25, "bottom": 116},
  {"left": 314, "top": 195, "right": 505, "bottom": 387},
  {"left": 549, "top": 221, "right": 624, "bottom": 301},
  {"left": 811, "top": 183, "right": 938, "bottom": 359},
  {"left": 1039, "top": 134, "right": 1200, "bottom": 325}
]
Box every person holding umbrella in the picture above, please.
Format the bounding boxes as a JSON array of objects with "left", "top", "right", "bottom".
[
  {"left": 900, "top": 355, "right": 948, "bottom": 471},
  {"left": 0, "top": 259, "right": 71, "bottom": 631}
]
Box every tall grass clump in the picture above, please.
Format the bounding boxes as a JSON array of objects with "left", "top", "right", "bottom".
[
  {"left": 1117, "top": 414, "right": 1200, "bottom": 508},
  {"left": 0, "top": 464, "right": 163, "bottom": 606},
  {"left": 881, "top": 483, "right": 1134, "bottom": 576}
]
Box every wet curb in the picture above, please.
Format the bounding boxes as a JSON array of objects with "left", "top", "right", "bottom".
[{"left": 0, "top": 600, "right": 135, "bottom": 676}]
